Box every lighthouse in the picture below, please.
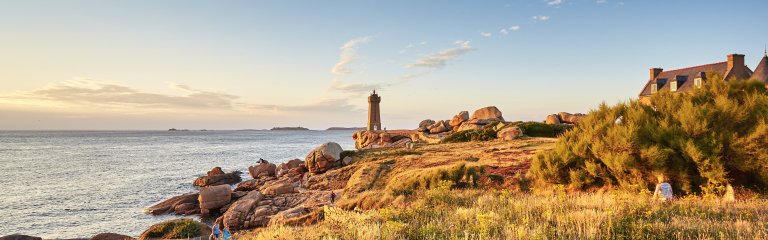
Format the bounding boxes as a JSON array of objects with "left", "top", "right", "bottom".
[{"left": 367, "top": 90, "right": 381, "bottom": 131}]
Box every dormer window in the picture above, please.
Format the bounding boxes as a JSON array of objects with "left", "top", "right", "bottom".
[
  {"left": 651, "top": 83, "right": 658, "bottom": 94},
  {"left": 694, "top": 78, "right": 702, "bottom": 88},
  {"left": 670, "top": 81, "right": 677, "bottom": 92}
]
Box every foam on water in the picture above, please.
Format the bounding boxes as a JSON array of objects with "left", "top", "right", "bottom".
[{"left": 0, "top": 130, "right": 355, "bottom": 238}]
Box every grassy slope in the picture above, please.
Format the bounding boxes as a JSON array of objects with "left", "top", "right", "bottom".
[{"left": 239, "top": 138, "right": 768, "bottom": 239}]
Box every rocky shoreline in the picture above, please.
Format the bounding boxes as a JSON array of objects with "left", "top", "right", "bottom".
[{"left": 1, "top": 106, "right": 585, "bottom": 239}]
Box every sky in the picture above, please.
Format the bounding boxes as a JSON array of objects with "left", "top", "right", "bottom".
[{"left": 1, "top": 0, "right": 767, "bottom": 130}]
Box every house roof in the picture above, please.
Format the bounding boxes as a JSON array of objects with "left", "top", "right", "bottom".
[
  {"left": 639, "top": 62, "right": 729, "bottom": 96},
  {"left": 752, "top": 54, "right": 768, "bottom": 84}
]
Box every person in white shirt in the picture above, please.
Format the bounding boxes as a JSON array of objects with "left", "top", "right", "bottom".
[{"left": 653, "top": 174, "right": 674, "bottom": 201}]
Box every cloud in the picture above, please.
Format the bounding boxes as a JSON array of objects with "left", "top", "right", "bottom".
[
  {"left": 0, "top": 79, "right": 239, "bottom": 110},
  {"left": 480, "top": 32, "right": 492, "bottom": 38},
  {"left": 500, "top": 25, "right": 521, "bottom": 35},
  {"left": 250, "top": 98, "right": 362, "bottom": 113},
  {"left": 547, "top": 0, "right": 563, "bottom": 5},
  {"left": 330, "top": 79, "right": 382, "bottom": 94},
  {"left": 532, "top": 15, "right": 550, "bottom": 21},
  {"left": 405, "top": 40, "right": 475, "bottom": 69},
  {"left": 331, "top": 36, "right": 372, "bottom": 75},
  {"left": 400, "top": 71, "right": 433, "bottom": 80},
  {"left": 0, "top": 78, "right": 371, "bottom": 117},
  {"left": 399, "top": 44, "right": 415, "bottom": 54},
  {"left": 596, "top": 0, "right": 607, "bottom": 3}
]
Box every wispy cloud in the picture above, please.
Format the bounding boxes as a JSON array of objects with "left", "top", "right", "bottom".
[
  {"left": 399, "top": 44, "right": 415, "bottom": 54},
  {"left": 251, "top": 98, "right": 362, "bottom": 113},
  {"left": 329, "top": 79, "right": 382, "bottom": 94},
  {"left": 547, "top": 0, "right": 563, "bottom": 6},
  {"left": 532, "top": 15, "right": 550, "bottom": 21},
  {"left": 405, "top": 40, "right": 475, "bottom": 69},
  {"left": 480, "top": 32, "right": 492, "bottom": 38},
  {"left": 331, "top": 36, "right": 372, "bottom": 75},
  {"left": 0, "top": 79, "right": 367, "bottom": 115},
  {"left": 500, "top": 25, "right": 521, "bottom": 35},
  {"left": 596, "top": 0, "right": 607, "bottom": 3},
  {"left": 0, "top": 79, "right": 239, "bottom": 110}
]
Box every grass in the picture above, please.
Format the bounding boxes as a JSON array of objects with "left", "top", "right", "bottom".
[
  {"left": 237, "top": 137, "right": 768, "bottom": 239},
  {"left": 241, "top": 188, "right": 768, "bottom": 240}
]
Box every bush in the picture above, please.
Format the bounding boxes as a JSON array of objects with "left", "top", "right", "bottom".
[
  {"left": 441, "top": 128, "right": 497, "bottom": 143},
  {"left": 513, "top": 122, "right": 573, "bottom": 138},
  {"left": 530, "top": 76, "right": 768, "bottom": 194},
  {"left": 340, "top": 150, "right": 357, "bottom": 160},
  {"left": 140, "top": 218, "right": 202, "bottom": 239},
  {"left": 388, "top": 163, "right": 483, "bottom": 194}
]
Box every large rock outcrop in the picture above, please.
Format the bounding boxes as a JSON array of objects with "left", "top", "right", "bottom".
[
  {"left": 276, "top": 159, "right": 305, "bottom": 177},
  {"left": 0, "top": 235, "right": 42, "bottom": 240},
  {"left": 193, "top": 167, "right": 242, "bottom": 187},
  {"left": 305, "top": 142, "right": 343, "bottom": 174},
  {"left": 353, "top": 130, "right": 418, "bottom": 149},
  {"left": 498, "top": 126, "right": 523, "bottom": 140},
  {"left": 543, "top": 112, "right": 586, "bottom": 125},
  {"left": 145, "top": 192, "right": 199, "bottom": 215},
  {"left": 428, "top": 120, "right": 451, "bottom": 134},
  {"left": 545, "top": 114, "right": 561, "bottom": 124},
  {"left": 221, "top": 191, "right": 268, "bottom": 230},
  {"left": 558, "top": 112, "right": 586, "bottom": 124},
  {"left": 249, "top": 159, "right": 277, "bottom": 179},
  {"left": 198, "top": 185, "right": 232, "bottom": 215},
  {"left": 418, "top": 119, "right": 436, "bottom": 129},
  {"left": 470, "top": 106, "right": 504, "bottom": 122},
  {"left": 449, "top": 111, "right": 470, "bottom": 127}
]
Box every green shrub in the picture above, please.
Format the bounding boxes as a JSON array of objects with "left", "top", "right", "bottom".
[
  {"left": 141, "top": 218, "right": 201, "bottom": 239},
  {"left": 516, "top": 122, "right": 555, "bottom": 137},
  {"left": 530, "top": 75, "right": 768, "bottom": 194},
  {"left": 441, "top": 128, "right": 497, "bottom": 143},
  {"left": 340, "top": 150, "right": 357, "bottom": 160},
  {"left": 514, "top": 122, "right": 572, "bottom": 138},
  {"left": 390, "top": 163, "right": 483, "bottom": 194}
]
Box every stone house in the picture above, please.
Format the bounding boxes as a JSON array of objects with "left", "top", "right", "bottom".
[{"left": 639, "top": 52, "right": 768, "bottom": 104}]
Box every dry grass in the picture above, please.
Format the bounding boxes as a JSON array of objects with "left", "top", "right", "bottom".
[
  {"left": 241, "top": 188, "right": 768, "bottom": 240},
  {"left": 238, "top": 138, "right": 768, "bottom": 239}
]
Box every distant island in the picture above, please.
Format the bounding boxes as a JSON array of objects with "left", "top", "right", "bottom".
[
  {"left": 326, "top": 127, "right": 366, "bottom": 131},
  {"left": 270, "top": 127, "right": 310, "bottom": 131}
]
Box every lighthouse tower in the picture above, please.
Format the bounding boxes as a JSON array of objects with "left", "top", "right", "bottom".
[{"left": 367, "top": 91, "right": 381, "bottom": 131}]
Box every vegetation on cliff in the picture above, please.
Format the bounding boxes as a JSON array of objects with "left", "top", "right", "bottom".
[
  {"left": 233, "top": 122, "right": 768, "bottom": 239},
  {"left": 242, "top": 184, "right": 768, "bottom": 240},
  {"left": 531, "top": 76, "right": 768, "bottom": 194},
  {"left": 139, "top": 219, "right": 207, "bottom": 240}
]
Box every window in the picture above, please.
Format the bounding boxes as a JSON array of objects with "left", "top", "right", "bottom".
[
  {"left": 694, "top": 78, "right": 702, "bottom": 88},
  {"left": 670, "top": 81, "right": 677, "bottom": 92},
  {"left": 651, "top": 84, "right": 657, "bottom": 94}
]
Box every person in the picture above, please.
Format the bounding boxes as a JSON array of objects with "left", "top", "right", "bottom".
[
  {"left": 222, "top": 227, "right": 232, "bottom": 240},
  {"left": 723, "top": 183, "right": 736, "bottom": 203},
  {"left": 652, "top": 174, "right": 674, "bottom": 201},
  {"left": 209, "top": 224, "right": 221, "bottom": 240},
  {"left": 330, "top": 191, "right": 336, "bottom": 203}
]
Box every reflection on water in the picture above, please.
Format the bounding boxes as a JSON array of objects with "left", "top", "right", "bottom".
[{"left": 0, "top": 130, "right": 355, "bottom": 238}]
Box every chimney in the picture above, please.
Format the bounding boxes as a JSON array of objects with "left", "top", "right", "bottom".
[
  {"left": 650, "top": 68, "right": 663, "bottom": 80},
  {"left": 727, "top": 54, "right": 745, "bottom": 70}
]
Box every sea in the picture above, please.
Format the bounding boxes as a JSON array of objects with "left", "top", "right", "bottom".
[{"left": 0, "top": 130, "right": 356, "bottom": 239}]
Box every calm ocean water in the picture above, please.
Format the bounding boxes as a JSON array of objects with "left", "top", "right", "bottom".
[{"left": 0, "top": 130, "right": 355, "bottom": 238}]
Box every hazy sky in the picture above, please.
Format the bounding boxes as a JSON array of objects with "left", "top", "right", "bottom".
[{"left": 1, "top": 0, "right": 767, "bottom": 130}]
